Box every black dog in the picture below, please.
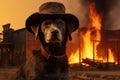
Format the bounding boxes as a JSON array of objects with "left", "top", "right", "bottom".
[
  {"left": 11, "top": 2, "right": 79, "bottom": 80},
  {"left": 30, "top": 18, "right": 69, "bottom": 80},
  {"left": 12, "top": 18, "right": 70, "bottom": 80}
]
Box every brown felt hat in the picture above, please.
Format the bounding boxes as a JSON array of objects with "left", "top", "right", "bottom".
[{"left": 25, "top": 2, "right": 79, "bottom": 34}]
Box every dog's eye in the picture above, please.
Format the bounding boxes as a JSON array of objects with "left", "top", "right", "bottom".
[
  {"left": 55, "top": 19, "right": 65, "bottom": 27},
  {"left": 43, "top": 20, "right": 53, "bottom": 27}
]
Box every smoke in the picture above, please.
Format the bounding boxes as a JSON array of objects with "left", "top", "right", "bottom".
[
  {"left": 76, "top": 0, "right": 89, "bottom": 28},
  {"left": 104, "top": 0, "right": 120, "bottom": 30},
  {"left": 79, "top": 0, "right": 120, "bottom": 30}
]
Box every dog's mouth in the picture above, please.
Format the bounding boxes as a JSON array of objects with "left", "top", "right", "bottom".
[
  {"left": 45, "top": 36, "right": 62, "bottom": 43},
  {"left": 48, "top": 38, "right": 61, "bottom": 43}
]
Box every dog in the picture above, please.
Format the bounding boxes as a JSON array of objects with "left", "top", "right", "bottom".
[
  {"left": 11, "top": 2, "right": 79, "bottom": 80},
  {"left": 12, "top": 18, "right": 69, "bottom": 80}
]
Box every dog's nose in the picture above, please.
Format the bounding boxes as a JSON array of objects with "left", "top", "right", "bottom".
[{"left": 51, "top": 30, "right": 59, "bottom": 35}]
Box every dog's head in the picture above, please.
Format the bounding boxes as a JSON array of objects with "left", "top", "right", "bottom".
[
  {"left": 40, "top": 19, "right": 66, "bottom": 43},
  {"left": 28, "top": 18, "right": 72, "bottom": 45}
]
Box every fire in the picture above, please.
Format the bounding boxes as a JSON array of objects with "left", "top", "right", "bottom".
[
  {"left": 68, "top": 2, "right": 102, "bottom": 64},
  {"left": 108, "top": 48, "right": 115, "bottom": 63},
  {"left": 68, "top": 49, "right": 79, "bottom": 64},
  {"left": 81, "top": 2, "right": 102, "bottom": 63},
  {"left": 68, "top": 2, "right": 117, "bottom": 65},
  {"left": 82, "top": 30, "right": 93, "bottom": 59},
  {"left": 89, "top": 3, "right": 101, "bottom": 30}
]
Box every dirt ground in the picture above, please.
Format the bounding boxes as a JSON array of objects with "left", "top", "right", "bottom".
[
  {"left": 70, "top": 70, "right": 120, "bottom": 80},
  {"left": 69, "top": 65, "right": 120, "bottom": 80},
  {"left": 0, "top": 67, "right": 18, "bottom": 80},
  {"left": 0, "top": 66, "right": 120, "bottom": 80}
]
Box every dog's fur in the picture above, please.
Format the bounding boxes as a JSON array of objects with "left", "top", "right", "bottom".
[{"left": 11, "top": 18, "right": 71, "bottom": 80}]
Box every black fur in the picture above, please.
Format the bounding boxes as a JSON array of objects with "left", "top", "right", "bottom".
[{"left": 11, "top": 19, "right": 69, "bottom": 80}]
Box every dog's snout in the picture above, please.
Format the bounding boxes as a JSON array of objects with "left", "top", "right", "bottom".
[{"left": 51, "top": 30, "right": 59, "bottom": 35}]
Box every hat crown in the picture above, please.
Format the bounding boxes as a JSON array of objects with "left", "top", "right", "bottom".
[{"left": 39, "top": 2, "right": 65, "bottom": 14}]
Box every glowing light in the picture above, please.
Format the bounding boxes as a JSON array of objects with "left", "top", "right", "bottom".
[
  {"left": 68, "top": 2, "right": 117, "bottom": 65},
  {"left": 68, "top": 49, "right": 79, "bottom": 64}
]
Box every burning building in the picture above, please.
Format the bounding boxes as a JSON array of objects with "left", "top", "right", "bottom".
[{"left": 68, "top": 0, "right": 120, "bottom": 66}]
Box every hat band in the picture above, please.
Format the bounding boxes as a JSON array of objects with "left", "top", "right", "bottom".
[{"left": 39, "top": 9, "right": 65, "bottom": 14}]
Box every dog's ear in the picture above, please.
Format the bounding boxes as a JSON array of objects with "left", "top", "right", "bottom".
[
  {"left": 66, "top": 17, "right": 79, "bottom": 40},
  {"left": 65, "top": 14, "right": 79, "bottom": 40},
  {"left": 67, "top": 24, "right": 77, "bottom": 40},
  {"left": 26, "top": 13, "right": 41, "bottom": 40},
  {"left": 31, "top": 25, "right": 39, "bottom": 40}
]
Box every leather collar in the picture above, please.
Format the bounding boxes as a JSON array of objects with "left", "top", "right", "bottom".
[{"left": 40, "top": 45, "right": 67, "bottom": 60}]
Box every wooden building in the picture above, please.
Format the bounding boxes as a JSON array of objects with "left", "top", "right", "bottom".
[{"left": 0, "top": 24, "right": 40, "bottom": 66}]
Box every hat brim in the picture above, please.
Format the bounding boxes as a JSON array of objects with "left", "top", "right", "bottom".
[{"left": 26, "top": 13, "right": 79, "bottom": 34}]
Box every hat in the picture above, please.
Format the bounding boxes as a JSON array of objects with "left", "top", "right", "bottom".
[{"left": 25, "top": 2, "right": 79, "bottom": 34}]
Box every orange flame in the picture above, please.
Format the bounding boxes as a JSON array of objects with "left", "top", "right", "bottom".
[
  {"left": 108, "top": 48, "right": 117, "bottom": 64},
  {"left": 68, "top": 49, "right": 79, "bottom": 64},
  {"left": 68, "top": 2, "right": 116, "bottom": 65},
  {"left": 81, "top": 2, "right": 102, "bottom": 63},
  {"left": 108, "top": 48, "right": 114, "bottom": 62}
]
